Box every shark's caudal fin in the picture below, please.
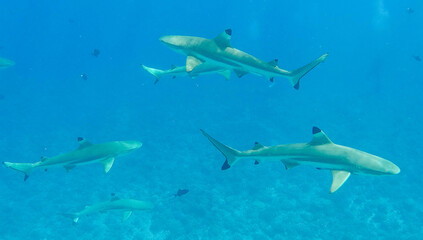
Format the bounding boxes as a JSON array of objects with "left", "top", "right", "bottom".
[
  {"left": 200, "top": 130, "right": 242, "bottom": 170},
  {"left": 3, "top": 162, "right": 35, "bottom": 181},
  {"left": 289, "top": 53, "right": 328, "bottom": 90},
  {"left": 141, "top": 65, "right": 165, "bottom": 84}
]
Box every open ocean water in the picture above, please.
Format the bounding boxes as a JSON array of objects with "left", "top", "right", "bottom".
[{"left": 0, "top": 0, "right": 422, "bottom": 239}]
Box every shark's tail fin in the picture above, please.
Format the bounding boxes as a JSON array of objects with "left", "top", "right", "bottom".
[
  {"left": 141, "top": 65, "right": 165, "bottom": 84},
  {"left": 289, "top": 53, "right": 328, "bottom": 90},
  {"left": 200, "top": 129, "right": 242, "bottom": 170},
  {"left": 60, "top": 213, "right": 80, "bottom": 223},
  {"left": 3, "top": 161, "right": 35, "bottom": 181}
]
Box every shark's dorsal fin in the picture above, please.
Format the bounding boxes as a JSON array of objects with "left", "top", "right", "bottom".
[
  {"left": 218, "top": 70, "right": 231, "bottom": 80},
  {"left": 309, "top": 127, "right": 333, "bottom": 145},
  {"left": 77, "top": 137, "right": 93, "bottom": 149},
  {"left": 233, "top": 69, "right": 248, "bottom": 78},
  {"left": 122, "top": 211, "right": 132, "bottom": 221},
  {"left": 214, "top": 29, "right": 232, "bottom": 49},
  {"left": 40, "top": 156, "right": 48, "bottom": 162},
  {"left": 330, "top": 170, "right": 350, "bottom": 193},
  {"left": 170, "top": 64, "right": 176, "bottom": 70},
  {"left": 251, "top": 142, "right": 265, "bottom": 150},
  {"left": 268, "top": 59, "right": 278, "bottom": 67},
  {"left": 186, "top": 56, "right": 203, "bottom": 72},
  {"left": 101, "top": 157, "right": 115, "bottom": 173}
]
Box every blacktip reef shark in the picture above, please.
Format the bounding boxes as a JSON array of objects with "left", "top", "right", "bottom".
[
  {"left": 201, "top": 127, "right": 400, "bottom": 193},
  {"left": 3, "top": 137, "right": 142, "bottom": 181},
  {"left": 159, "top": 29, "right": 328, "bottom": 89},
  {"left": 62, "top": 194, "right": 154, "bottom": 223},
  {"left": 0, "top": 57, "right": 15, "bottom": 69},
  {"left": 141, "top": 64, "right": 230, "bottom": 84}
]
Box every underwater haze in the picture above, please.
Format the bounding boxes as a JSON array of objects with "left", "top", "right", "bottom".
[{"left": 1, "top": 0, "right": 422, "bottom": 239}]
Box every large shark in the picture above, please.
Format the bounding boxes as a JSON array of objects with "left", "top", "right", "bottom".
[
  {"left": 62, "top": 195, "right": 154, "bottom": 223},
  {"left": 142, "top": 64, "right": 230, "bottom": 84},
  {"left": 201, "top": 127, "right": 400, "bottom": 193},
  {"left": 3, "top": 137, "right": 142, "bottom": 181},
  {"left": 159, "top": 29, "right": 328, "bottom": 89},
  {"left": 0, "top": 57, "right": 15, "bottom": 69}
]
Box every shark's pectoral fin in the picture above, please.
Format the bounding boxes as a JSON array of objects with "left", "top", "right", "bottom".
[
  {"left": 101, "top": 157, "right": 115, "bottom": 173},
  {"left": 233, "top": 69, "right": 248, "bottom": 78},
  {"left": 218, "top": 70, "right": 231, "bottom": 80},
  {"left": 122, "top": 211, "right": 132, "bottom": 221},
  {"left": 64, "top": 165, "right": 76, "bottom": 172},
  {"left": 214, "top": 29, "right": 232, "bottom": 49},
  {"left": 309, "top": 127, "right": 333, "bottom": 145},
  {"left": 330, "top": 170, "right": 350, "bottom": 193},
  {"left": 282, "top": 161, "right": 300, "bottom": 170},
  {"left": 186, "top": 56, "right": 203, "bottom": 72}
]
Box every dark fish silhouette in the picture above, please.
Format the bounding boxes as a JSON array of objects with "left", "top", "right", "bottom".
[
  {"left": 92, "top": 49, "right": 100, "bottom": 57},
  {"left": 81, "top": 74, "right": 88, "bottom": 80},
  {"left": 174, "top": 189, "right": 189, "bottom": 197},
  {"left": 413, "top": 56, "right": 421, "bottom": 62}
]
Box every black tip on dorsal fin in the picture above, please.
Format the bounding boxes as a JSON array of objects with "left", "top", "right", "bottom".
[
  {"left": 274, "top": 59, "right": 278, "bottom": 63},
  {"left": 77, "top": 137, "right": 84, "bottom": 142},
  {"left": 225, "top": 29, "right": 232, "bottom": 36},
  {"left": 221, "top": 160, "right": 231, "bottom": 170},
  {"left": 24, "top": 175, "right": 29, "bottom": 181},
  {"left": 312, "top": 126, "right": 321, "bottom": 134},
  {"left": 254, "top": 160, "right": 259, "bottom": 165}
]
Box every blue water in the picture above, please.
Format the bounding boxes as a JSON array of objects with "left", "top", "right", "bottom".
[{"left": 1, "top": 0, "right": 422, "bottom": 239}]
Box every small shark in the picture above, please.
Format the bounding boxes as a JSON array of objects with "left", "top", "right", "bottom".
[
  {"left": 3, "top": 137, "right": 142, "bottom": 181},
  {"left": 141, "top": 64, "right": 230, "bottom": 84},
  {"left": 201, "top": 127, "right": 400, "bottom": 193},
  {"left": 159, "top": 29, "right": 328, "bottom": 89},
  {"left": 0, "top": 57, "right": 15, "bottom": 69},
  {"left": 62, "top": 195, "right": 153, "bottom": 223}
]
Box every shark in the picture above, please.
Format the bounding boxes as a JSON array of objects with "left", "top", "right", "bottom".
[
  {"left": 62, "top": 195, "right": 154, "bottom": 223},
  {"left": 201, "top": 127, "right": 400, "bottom": 193},
  {"left": 0, "top": 57, "right": 15, "bottom": 69},
  {"left": 142, "top": 64, "right": 230, "bottom": 84},
  {"left": 159, "top": 29, "right": 328, "bottom": 89},
  {"left": 3, "top": 137, "right": 142, "bottom": 181}
]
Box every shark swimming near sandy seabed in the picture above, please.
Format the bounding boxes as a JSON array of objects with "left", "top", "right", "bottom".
[
  {"left": 141, "top": 64, "right": 230, "bottom": 84},
  {"left": 3, "top": 137, "right": 142, "bottom": 181},
  {"left": 201, "top": 127, "right": 400, "bottom": 193},
  {"left": 0, "top": 57, "right": 15, "bottom": 68},
  {"left": 159, "top": 29, "right": 328, "bottom": 89},
  {"left": 62, "top": 195, "right": 154, "bottom": 223}
]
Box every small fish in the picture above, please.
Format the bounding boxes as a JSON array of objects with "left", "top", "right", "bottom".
[
  {"left": 91, "top": 49, "right": 100, "bottom": 57},
  {"left": 174, "top": 189, "right": 189, "bottom": 197},
  {"left": 407, "top": 8, "right": 415, "bottom": 14},
  {"left": 80, "top": 73, "right": 88, "bottom": 80},
  {"left": 413, "top": 55, "right": 421, "bottom": 62}
]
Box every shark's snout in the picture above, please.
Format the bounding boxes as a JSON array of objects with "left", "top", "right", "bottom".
[
  {"left": 389, "top": 164, "right": 400, "bottom": 175},
  {"left": 159, "top": 36, "right": 177, "bottom": 48},
  {"left": 121, "top": 141, "right": 142, "bottom": 152}
]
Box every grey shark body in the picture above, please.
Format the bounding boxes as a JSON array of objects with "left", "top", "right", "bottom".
[
  {"left": 63, "top": 197, "right": 154, "bottom": 223},
  {"left": 142, "top": 64, "right": 230, "bottom": 84},
  {"left": 0, "top": 57, "right": 15, "bottom": 69},
  {"left": 160, "top": 29, "right": 328, "bottom": 89},
  {"left": 201, "top": 127, "right": 400, "bottom": 193},
  {"left": 3, "top": 138, "right": 142, "bottom": 181}
]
